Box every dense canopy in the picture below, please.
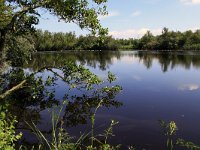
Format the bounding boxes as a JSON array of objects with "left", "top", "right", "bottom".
[{"left": 0, "top": 0, "right": 108, "bottom": 51}]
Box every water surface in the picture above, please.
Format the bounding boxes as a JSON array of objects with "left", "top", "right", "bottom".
[{"left": 23, "top": 51, "right": 200, "bottom": 149}]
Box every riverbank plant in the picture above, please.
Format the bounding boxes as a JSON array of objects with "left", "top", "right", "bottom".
[
  {"left": 0, "top": 104, "right": 22, "bottom": 150},
  {"left": 25, "top": 100, "right": 121, "bottom": 150},
  {"left": 160, "top": 120, "right": 200, "bottom": 150}
]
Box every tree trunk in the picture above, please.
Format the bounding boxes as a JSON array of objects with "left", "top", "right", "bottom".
[{"left": 0, "top": 30, "right": 6, "bottom": 52}]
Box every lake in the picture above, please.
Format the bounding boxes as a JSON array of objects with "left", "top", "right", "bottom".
[{"left": 20, "top": 51, "right": 200, "bottom": 149}]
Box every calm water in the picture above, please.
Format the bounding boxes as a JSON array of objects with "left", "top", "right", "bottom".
[{"left": 22, "top": 51, "right": 200, "bottom": 149}]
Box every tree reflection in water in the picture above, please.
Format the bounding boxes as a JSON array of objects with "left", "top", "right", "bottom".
[
  {"left": 134, "top": 51, "right": 200, "bottom": 72},
  {"left": 1, "top": 50, "right": 200, "bottom": 146},
  {"left": 24, "top": 51, "right": 200, "bottom": 73},
  {"left": 0, "top": 60, "right": 122, "bottom": 145}
]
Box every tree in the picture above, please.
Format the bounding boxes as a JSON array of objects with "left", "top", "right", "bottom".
[
  {"left": 0, "top": 0, "right": 110, "bottom": 100},
  {"left": 0, "top": 0, "right": 12, "bottom": 52},
  {"left": 0, "top": 0, "right": 108, "bottom": 52},
  {"left": 139, "top": 30, "right": 157, "bottom": 50}
]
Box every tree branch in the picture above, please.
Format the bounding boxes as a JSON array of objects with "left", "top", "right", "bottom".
[
  {"left": 0, "top": 80, "right": 26, "bottom": 100},
  {"left": 0, "top": 66, "right": 48, "bottom": 100},
  {"left": 6, "top": 1, "right": 47, "bottom": 32}
]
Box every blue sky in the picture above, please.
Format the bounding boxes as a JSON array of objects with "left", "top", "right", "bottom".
[{"left": 36, "top": 0, "right": 200, "bottom": 39}]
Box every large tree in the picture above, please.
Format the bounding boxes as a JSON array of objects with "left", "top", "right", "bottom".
[
  {"left": 0, "top": 0, "right": 108, "bottom": 52},
  {"left": 0, "top": 0, "right": 110, "bottom": 101}
]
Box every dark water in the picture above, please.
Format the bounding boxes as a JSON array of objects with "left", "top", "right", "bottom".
[{"left": 21, "top": 51, "right": 200, "bottom": 149}]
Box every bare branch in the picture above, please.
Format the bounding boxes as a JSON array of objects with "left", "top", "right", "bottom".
[{"left": 0, "top": 79, "right": 26, "bottom": 100}]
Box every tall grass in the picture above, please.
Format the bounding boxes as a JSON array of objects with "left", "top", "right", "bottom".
[{"left": 25, "top": 100, "right": 121, "bottom": 150}]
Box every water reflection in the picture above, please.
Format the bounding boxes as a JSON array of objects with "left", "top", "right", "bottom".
[
  {"left": 25, "top": 51, "right": 200, "bottom": 73},
  {"left": 24, "top": 51, "right": 121, "bottom": 71},
  {"left": 135, "top": 51, "right": 200, "bottom": 72},
  {"left": 132, "top": 75, "right": 142, "bottom": 81},
  {"left": 0, "top": 61, "right": 122, "bottom": 146},
  {"left": 1, "top": 68, "right": 59, "bottom": 131},
  {"left": 2, "top": 51, "right": 200, "bottom": 149},
  {"left": 178, "top": 83, "right": 199, "bottom": 91}
]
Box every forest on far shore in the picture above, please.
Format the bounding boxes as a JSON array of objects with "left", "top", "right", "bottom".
[{"left": 32, "top": 27, "right": 200, "bottom": 51}]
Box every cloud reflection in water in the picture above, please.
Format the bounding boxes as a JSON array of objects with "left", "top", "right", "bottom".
[{"left": 178, "top": 84, "right": 199, "bottom": 91}]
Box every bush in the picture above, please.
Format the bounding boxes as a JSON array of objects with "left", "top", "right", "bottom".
[{"left": 0, "top": 104, "right": 22, "bottom": 150}]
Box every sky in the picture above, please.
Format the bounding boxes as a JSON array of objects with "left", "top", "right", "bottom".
[{"left": 36, "top": 0, "right": 200, "bottom": 39}]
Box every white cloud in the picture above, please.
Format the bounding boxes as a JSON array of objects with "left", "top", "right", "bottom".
[
  {"left": 178, "top": 84, "right": 199, "bottom": 91},
  {"left": 187, "top": 27, "right": 200, "bottom": 31},
  {"left": 109, "top": 28, "right": 162, "bottom": 39},
  {"left": 98, "top": 11, "right": 119, "bottom": 20},
  {"left": 180, "top": 0, "right": 200, "bottom": 5},
  {"left": 131, "top": 11, "right": 141, "bottom": 17}
]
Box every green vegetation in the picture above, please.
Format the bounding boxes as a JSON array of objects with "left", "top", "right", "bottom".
[
  {"left": 134, "top": 28, "right": 200, "bottom": 50},
  {"left": 160, "top": 121, "right": 200, "bottom": 150},
  {"left": 1, "top": 0, "right": 200, "bottom": 52},
  {"left": 0, "top": 0, "right": 108, "bottom": 53},
  {"left": 0, "top": 0, "right": 123, "bottom": 149},
  {"left": 1, "top": 0, "right": 200, "bottom": 149},
  {"left": 25, "top": 100, "right": 121, "bottom": 150},
  {"left": 20, "top": 28, "right": 200, "bottom": 51},
  {"left": 0, "top": 105, "right": 22, "bottom": 150},
  {"left": 0, "top": 61, "right": 122, "bottom": 149},
  {"left": 159, "top": 120, "right": 178, "bottom": 150},
  {"left": 34, "top": 30, "right": 120, "bottom": 51}
]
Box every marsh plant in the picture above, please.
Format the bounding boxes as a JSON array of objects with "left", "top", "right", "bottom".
[
  {"left": 26, "top": 101, "right": 80, "bottom": 150},
  {"left": 160, "top": 120, "right": 200, "bottom": 150},
  {"left": 26, "top": 100, "right": 121, "bottom": 150},
  {"left": 23, "top": 67, "right": 122, "bottom": 149},
  {"left": 159, "top": 120, "right": 178, "bottom": 150}
]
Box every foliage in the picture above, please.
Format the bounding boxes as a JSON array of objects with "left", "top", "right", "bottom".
[
  {"left": 0, "top": 58, "right": 122, "bottom": 148},
  {"left": 0, "top": 0, "right": 12, "bottom": 29},
  {"left": 177, "top": 139, "right": 200, "bottom": 150},
  {"left": 160, "top": 120, "right": 200, "bottom": 150},
  {"left": 0, "top": 0, "right": 108, "bottom": 36},
  {"left": 8, "top": 28, "right": 200, "bottom": 52},
  {"left": 159, "top": 120, "right": 178, "bottom": 150},
  {"left": 26, "top": 101, "right": 77, "bottom": 150},
  {"left": 0, "top": 0, "right": 109, "bottom": 63},
  {"left": 5, "top": 34, "right": 35, "bottom": 66},
  {"left": 0, "top": 104, "right": 22, "bottom": 150},
  {"left": 132, "top": 28, "right": 200, "bottom": 50},
  {"left": 34, "top": 30, "right": 77, "bottom": 51},
  {"left": 25, "top": 99, "right": 121, "bottom": 150},
  {"left": 13, "top": 65, "right": 122, "bottom": 149},
  {"left": 34, "top": 30, "right": 119, "bottom": 51}
]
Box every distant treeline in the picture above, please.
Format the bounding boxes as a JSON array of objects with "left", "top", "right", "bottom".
[
  {"left": 33, "top": 28, "right": 200, "bottom": 51},
  {"left": 132, "top": 28, "right": 200, "bottom": 50},
  {"left": 34, "top": 30, "right": 120, "bottom": 51}
]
